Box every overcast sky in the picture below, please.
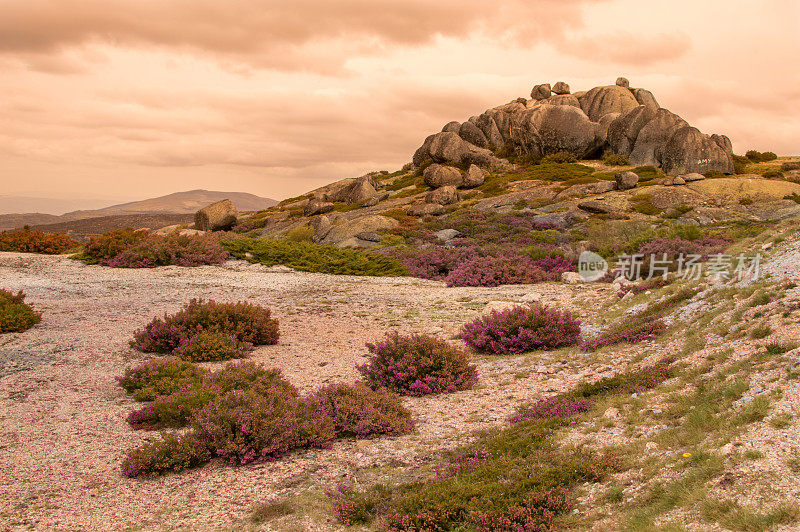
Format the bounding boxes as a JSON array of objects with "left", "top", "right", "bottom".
[{"left": 1, "top": 0, "right": 798, "bottom": 205}]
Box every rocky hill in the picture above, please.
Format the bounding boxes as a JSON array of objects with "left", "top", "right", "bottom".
[{"left": 232, "top": 79, "right": 799, "bottom": 252}]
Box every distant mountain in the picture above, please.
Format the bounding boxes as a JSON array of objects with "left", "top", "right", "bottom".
[{"left": 0, "top": 190, "right": 277, "bottom": 231}]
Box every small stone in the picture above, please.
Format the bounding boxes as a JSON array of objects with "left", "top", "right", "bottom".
[
  {"left": 603, "top": 407, "right": 620, "bottom": 419},
  {"left": 645, "top": 442, "right": 659, "bottom": 452}
]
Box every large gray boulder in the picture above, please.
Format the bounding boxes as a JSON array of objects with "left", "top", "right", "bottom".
[
  {"left": 462, "top": 164, "right": 487, "bottom": 188},
  {"left": 633, "top": 88, "right": 659, "bottom": 111},
  {"left": 472, "top": 113, "right": 504, "bottom": 150},
  {"left": 304, "top": 199, "right": 335, "bottom": 216},
  {"left": 711, "top": 134, "right": 733, "bottom": 154},
  {"left": 458, "top": 121, "right": 489, "bottom": 148},
  {"left": 423, "top": 164, "right": 463, "bottom": 188},
  {"left": 423, "top": 131, "right": 502, "bottom": 168},
  {"left": 607, "top": 105, "right": 658, "bottom": 155},
  {"left": 195, "top": 199, "right": 237, "bottom": 231},
  {"left": 320, "top": 215, "right": 398, "bottom": 245},
  {"left": 530, "top": 83, "right": 552, "bottom": 100},
  {"left": 425, "top": 185, "right": 460, "bottom": 205},
  {"left": 412, "top": 134, "right": 436, "bottom": 167},
  {"left": 310, "top": 215, "right": 332, "bottom": 242},
  {"left": 513, "top": 104, "right": 604, "bottom": 158},
  {"left": 541, "top": 94, "right": 581, "bottom": 108},
  {"left": 531, "top": 212, "right": 582, "bottom": 229},
  {"left": 660, "top": 126, "right": 735, "bottom": 175},
  {"left": 615, "top": 171, "right": 639, "bottom": 190},
  {"left": 629, "top": 108, "right": 688, "bottom": 167},
  {"left": 325, "top": 175, "right": 376, "bottom": 204},
  {"left": 552, "top": 81, "right": 570, "bottom": 95},
  {"left": 579, "top": 85, "right": 639, "bottom": 122},
  {"left": 442, "top": 121, "right": 461, "bottom": 133}
]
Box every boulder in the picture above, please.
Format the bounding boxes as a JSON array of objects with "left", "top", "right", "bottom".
[
  {"left": 458, "top": 121, "right": 489, "bottom": 148},
  {"left": 530, "top": 83, "right": 552, "bottom": 100},
  {"left": 310, "top": 215, "right": 332, "bottom": 242},
  {"left": 407, "top": 203, "right": 446, "bottom": 217},
  {"left": 425, "top": 131, "right": 502, "bottom": 168},
  {"left": 423, "top": 164, "right": 464, "bottom": 188},
  {"left": 462, "top": 164, "right": 487, "bottom": 188},
  {"left": 355, "top": 232, "right": 382, "bottom": 242},
  {"left": 412, "top": 133, "right": 436, "bottom": 167},
  {"left": 561, "top": 271, "right": 585, "bottom": 284},
  {"left": 304, "top": 199, "right": 335, "bottom": 216},
  {"left": 435, "top": 229, "right": 463, "bottom": 242},
  {"left": 194, "top": 199, "right": 238, "bottom": 231},
  {"left": 514, "top": 104, "right": 605, "bottom": 158},
  {"left": 530, "top": 212, "right": 582, "bottom": 229},
  {"left": 607, "top": 105, "right": 658, "bottom": 155},
  {"left": 578, "top": 200, "right": 615, "bottom": 214},
  {"left": 616, "top": 77, "right": 630, "bottom": 88},
  {"left": 672, "top": 176, "right": 686, "bottom": 185},
  {"left": 320, "top": 215, "right": 398, "bottom": 245},
  {"left": 680, "top": 173, "right": 706, "bottom": 182},
  {"left": 660, "top": 126, "right": 735, "bottom": 175},
  {"left": 542, "top": 94, "right": 581, "bottom": 108},
  {"left": 615, "top": 171, "right": 639, "bottom": 190},
  {"left": 552, "top": 81, "right": 571, "bottom": 95},
  {"left": 579, "top": 85, "right": 639, "bottom": 122},
  {"left": 555, "top": 181, "right": 615, "bottom": 199},
  {"left": 442, "top": 121, "right": 461, "bottom": 133},
  {"left": 363, "top": 191, "right": 390, "bottom": 207},
  {"left": 425, "top": 185, "right": 460, "bottom": 205},
  {"left": 629, "top": 108, "right": 688, "bottom": 167},
  {"left": 473, "top": 113, "right": 505, "bottom": 150},
  {"left": 633, "top": 88, "right": 659, "bottom": 111},
  {"left": 179, "top": 229, "right": 204, "bottom": 237},
  {"left": 711, "top": 134, "right": 733, "bottom": 154},
  {"left": 325, "top": 175, "right": 376, "bottom": 204}
]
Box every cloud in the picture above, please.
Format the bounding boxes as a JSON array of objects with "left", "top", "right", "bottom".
[{"left": 562, "top": 32, "right": 692, "bottom": 66}]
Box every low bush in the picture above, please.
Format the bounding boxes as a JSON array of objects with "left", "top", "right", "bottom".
[
  {"left": 223, "top": 237, "right": 408, "bottom": 277},
  {"left": 0, "top": 289, "right": 41, "bottom": 333},
  {"left": 509, "top": 396, "right": 591, "bottom": 424},
  {"left": 310, "top": 383, "right": 415, "bottom": 438},
  {"left": 732, "top": 154, "right": 751, "bottom": 174},
  {"left": 0, "top": 228, "right": 79, "bottom": 254},
  {"left": 602, "top": 150, "right": 631, "bottom": 166},
  {"left": 81, "top": 228, "right": 228, "bottom": 267},
  {"left": 460, "top": 305, "right": 581, "bottom": 355},
  {"left": 469, "top": 488, "right": 572, "bottom": 532},
  {"left": 117, "top": 357, "right": 207, "bottom": 402},
  {"left": 358, "top": 332, "right": 478, "bottom": 396},
  {"left": 120, "top": 432, "right": 211, "bottom": 478},
  {"left": 173, "top": 331, "right": 251, "bottom": 362},
  {"left": 746, "top": 150, "right": 778, "bottom": 162},
  {"left": 580, "top": 313, "right": 666, "bottom": 351},
  {"left": 781, "top": 162, "right": 800, "bottom": 172},
  {"left": 445, "top": 253, "right": 572, "bottom": 287},
  {"left": 192, "top": 387, "right": 334, "bottom": 464},
  {"left": 131, "top": 299, "right": 279, "bottom": 356},
  {"left": 329, "top": 484, "right": 391, "bottom": 526},
  {"left": 126, "top": 387, "right": 216, "bottom": 430}
]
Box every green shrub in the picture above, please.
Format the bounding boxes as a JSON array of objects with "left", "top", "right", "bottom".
[
  {"left": 0, "top": 228, "right": 79, "bottom": 254},
  {"left": 282, "top": 225, "right": 313, "bottom": 242},
  {"left": 121, "top": 432, "right": 211, "bottom": 477},
  {"left": 310, "top": 383, "right": 415, "bottom": 438},
  {"left": 746, "top": 150, "right": 778, "bottom": 163},
  {"left": 739, "top": 197, "right": 754, "bottom": 205},
  {"left": 732, "top": 154, "right": 751, "bottom": 174},
  {"left": 541, "top": 151, "right": 577, "bottom": 164},
  {"left": 632, "top": 165, "right": 662, "bottom": 182},
  {"left": 222, "top": 238, "right": 408, "bottom": 277},
  {"left": 524, "top": 163, "right": 595, "bottom": 182},
  {"left": 629, "top": 194, "right": 662, "bottom": 215},
  {"left": 0, "top": 289, "right": 41, "bottom": 333},
  {"left": 174, "top": 331, "right": 250, "bottom": 362},
  {"left": 763, "top": 170, "right": 784, "bottom": 179},
  {"left": 602, "top": 150, "right": 631, "bottom": 166},
  {"left": 117, "top": 357, "right": 207, "bottom": 402}
]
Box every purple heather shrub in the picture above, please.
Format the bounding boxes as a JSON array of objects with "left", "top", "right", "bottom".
[
  {"left": 357, "top": 332, "right": 478, "bottom": 396},
  {"left": 469, "top": 488, "right": 571, "bottom": 532},
  {"left": 172, "top": 331, "right": 251, "bottom": 362},
  {"left": 580, "top": 315, "right": 666, "bottom": 352},
  {"left": 127, "top": 387, "right": 216, "bottom": 430},
  {"left": 444, "top": 253, "right": 571, "bottom": 288},
  {"left": 203, "top": 360, "right": 298, "bottom": 397},
  {"left": 509, "top": 396, "right": 592, "bottom": 424},
  {"left": 131, "top": 299, "right": 279, "bottom": 355},
  {"left": 117, "top": 357, "right": 207, "bottom": 402},
  {"left": 460, "top": 305, "right": 581, "bottom": 355},
  {"left": 191, "top": 387, "right": 335, "bottom": 465},
  {"left": 310, "top": 383, "right": 415, "bottom": 438},
  {"left": 434, "top": 448, "right": 493, "bottom": 479},
  {"left": 121, "top": 432, "right": 211, "bottom": 478},
  {"left": 328, "top": 483, "right": 389, "bottom": 526},
  {"left": 84, "top": 228, "right": 228, "bottom": 268}
]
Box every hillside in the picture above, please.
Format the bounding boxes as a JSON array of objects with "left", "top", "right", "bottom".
[{"left": 0, "top": 190, "right": 276, "bottom": 231}]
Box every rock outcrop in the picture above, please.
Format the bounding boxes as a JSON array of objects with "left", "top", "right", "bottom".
[
  {"left": 325, "top": 175, "right": 377, "bottom": 204},
  {"left": 423, "top": 164, "right": 463, "bottom": 188},
  {"left": 195, "top": 199, "right": 238, "bottom": 231},
  {"left": 410, "top": 78, "right": 735, "bottom": 175}
]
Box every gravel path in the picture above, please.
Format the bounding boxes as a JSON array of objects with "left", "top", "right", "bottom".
[{"left": 0, "top": 252, "right": 614, "bottom": 531}]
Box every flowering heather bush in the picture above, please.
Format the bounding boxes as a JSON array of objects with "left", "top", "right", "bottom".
[
  {"left": 82, "top": 228, "right": 228, "bottom": 268},
  {"left": 191, "top": 387, "right": 334, "bottom": 465},
  {"left": 120, "top": 432, "right": 211, "bottom": 478},
  {"left": 117, "top": 357, "right": 207, "bottom": 402},
  {"left": 0, "top": 228, "right": 79, "bottom": 254},
  {"left": 0, "top": 289, "right": 41, "bottom": 333},
  {"left": 358, "top": 332, "right": 478, "bottom": 396},
  {"left": 460, "top": 305, "right": 581, "bottom": 355},
  {"left": 310, "top": 383, "right": 415, "bottom": 438},
  {"left": 445, "top": 254, "right": 573, "bottom": 287},
  {"left": 469, "top": 488, "right": 571, "bottom": 532},
  {"left": 131, "top": 299, "right": 279, "bottom": 355},
  {"left": 126, "top": 387, "right": 216, "bottom": 430},
  {"left": 580, "top": 314, "right": 666, "bottom": 352},
  {"left": 173, "top": 331, "right": 251, "bottom": 362},
  {"left": 509, "top": 396, "right": 591, "bottom": 424},
  {"left": 328, "top": 484, "right": 390, "bottom": 525}
]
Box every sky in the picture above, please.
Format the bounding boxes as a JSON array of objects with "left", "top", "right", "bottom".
[{"left": 1, "top": 0, "right": 798, "bottom": 210}]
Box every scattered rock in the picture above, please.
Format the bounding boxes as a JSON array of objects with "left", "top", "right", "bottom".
[
  {"left": 672, "top": 176, "right": 686, "bottom": 185},
  {"left": 616, "top": 77, "right": 630, "bottom": 88},
  {"left": 530, "top": 83, "right": 552, "bottom": 100},
  {"left": 520, "top": 292, "right": 542, "bottom": 303},
  {"left": 578, "top": 200, "right": 614, "bottom": 214},
  {"left": 425, "top": 186, "right": 460, "bottom": 205},
  {"left": 363, "top": 191, "right": 390, "bottom": 207},
  {"left": 603, "top": 407, "right": 620, "bottom": 419},
  {"left": 355, "top": 232, "right": 382, "bottom": 243},
  {"left": 325, "top": 175, "right": 377, "bottom": 204},
  {"left": 561, "top": 272, "right": 584, "bottom": 284},
  {"left": 179, "top": 229, "right": 204, "bottom": 236},
  {"left": 552, "top": 81, "right": 570, "bottom": 95},
  {"left": 310, "top": 215, "right": 332, "bottom": 242},
  {"left": 194, "top": 199, "right": 238, "bottom": 231},
  {"left": 320, "top": 215, "right": 398, "bottom": 245},
  {"left": 680, "top": 173, "right": 706, "bottom": 182},
  {"left": 407, "top": 203, "right": 446, "bottom": 217},
  {"left": 530, "top": 212, "right": 582, "bottom": 229},
  {"left": 615, "top": 171, "right": 639, "bottom": 191},
  {"left": 304, "top": 199, "right": 335, "bottom": 216},
  {"left": 434, "top": 229, "right": 463, "bottom": 242},
  {"left": 462, "top": 164, "right": 487, "bottom": 188},
  {"left": 423, "top": 164, "right": 464, "bottom": 188}
]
